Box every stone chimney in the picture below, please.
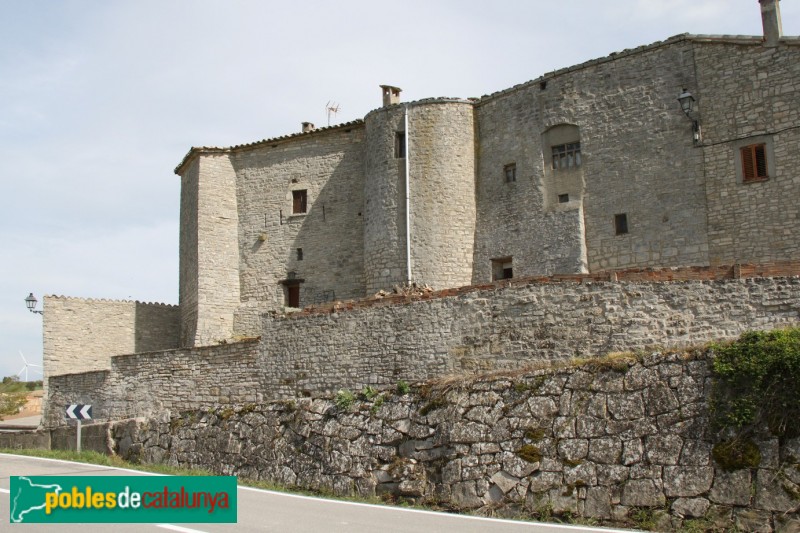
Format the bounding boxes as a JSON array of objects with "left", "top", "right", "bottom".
[
  {"left": 301, "top": 122, "right": 315, "bottom": 133},
  {"left": 759, "top": 0, "right": 783, "bottom": 47},
  {"left": 380, "top": 85, "right": 402, "bottom": 107}
]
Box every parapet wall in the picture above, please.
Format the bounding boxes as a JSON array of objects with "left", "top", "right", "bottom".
[
  {"left": 45, "top": 266, "right": 800, "bottom": 428},
  {"left": 43, "top": 296, "right": 180, "bottom": 382},
  {"left": 262, "top": 268, "right": 800, "bottom": 397},
  {"left": 44, "top": 340, "right": 260, "bottom": 428}
]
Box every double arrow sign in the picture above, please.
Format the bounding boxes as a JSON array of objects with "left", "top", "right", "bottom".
[{"left": 65, "top": 404, "right": 92, "bottom": 420}]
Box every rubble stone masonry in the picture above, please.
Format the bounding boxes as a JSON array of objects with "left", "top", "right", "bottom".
[{"left": 105, "top": 350, "right": 800, "bottom": 531}]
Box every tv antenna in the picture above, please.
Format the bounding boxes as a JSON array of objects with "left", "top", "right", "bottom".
[
  {"left": 16, "top": 351, "right": 42, "bottom": 382},
  {"left": 326, "top": 101, "right": 340, "bottom": 126}
]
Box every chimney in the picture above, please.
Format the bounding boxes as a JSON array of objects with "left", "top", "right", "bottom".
[
  {"left": 380, "top": 85, "right": 402, "bottom": 107},
  {"left": 759, "top": 0, "right": 783, "bottom": 47},
  {"left": 301, "top": 122, "right": 315, "bottom": 133}
]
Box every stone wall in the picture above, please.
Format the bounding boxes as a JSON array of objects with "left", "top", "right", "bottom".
[
  {"left": 261, "top": 274, "right": 800, "bottom": 398},
  {"left": 42, "top": 296, "right": 179, "bottom": 399},
  {"left": 232, "top": 123, "right": 367, "bottom": 323},
  {"left": 364, "top": 100, "right": 477, "bottom": 292},
  {"left": 473, "top": 37, "right": 709, "bottom": 279},
  {"left": 45, "top": 271, "right": 800, "bottom": 427},
  {"left": 695, "top": 39, "right": 800, "bottom": 266},
  {"left": 111, "top": 351, "right": 800, "bottom": 531},
  {"left": 44, "top": 339, "right": 261, "bottom": 428}
]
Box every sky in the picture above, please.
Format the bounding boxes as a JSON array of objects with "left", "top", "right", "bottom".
[{"left": 0, "top": 0, "right": 798, "bottom": 380}]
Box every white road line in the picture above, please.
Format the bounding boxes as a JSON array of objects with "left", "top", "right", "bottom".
[
  {"left": 156, "top": 525, "right": 210, "bottom": 533},
  {"left": 238, "top": 485, "right": 630, "bottom": 532},
  {"left": 1, "top": 454, "right": 630, "bottom": 533},
  {"left": 0, "top": 453, "right": 165, "bottom": 476}
]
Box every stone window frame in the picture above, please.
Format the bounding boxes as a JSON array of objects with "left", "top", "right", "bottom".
[
  {"left": 291, "top": 189, "right": 308, "bottom": 215},
  {"left": 395, "top": 131, "right": 406, "bottom": 159},
  {"left": 551, "top": 141, "right": 582, "bottom": 170},
  {"left": 504, "top": 163, "right": 517, "bottom": 183},
  {"left": 491, "top": 257, "right": 513, "bottom": 281},
  {"left": 614, "top": 213, "right": 629, "bottom": 236},
  {"left": 732, "top": 135, "right": 774, "bottom": 184}
]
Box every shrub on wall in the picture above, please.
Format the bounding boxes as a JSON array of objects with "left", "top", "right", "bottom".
[{"left": 711, "top": 327, "right": 800, "bottom": 439}]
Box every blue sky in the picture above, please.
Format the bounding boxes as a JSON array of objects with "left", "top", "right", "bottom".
[{"left": 1, "top": 0, "right": 798, "bottom": 380}]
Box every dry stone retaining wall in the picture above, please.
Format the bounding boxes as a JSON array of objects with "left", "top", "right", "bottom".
[{"left": 112, "top": 351, "right": 800, "bottom": 531}]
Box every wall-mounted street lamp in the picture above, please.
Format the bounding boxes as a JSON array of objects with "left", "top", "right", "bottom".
[
  {"left": 25, "top": 293, "right": 43, "bottom": 315},
  {"left": 677, "top": 88, "right": 701, "bottom": 144}
]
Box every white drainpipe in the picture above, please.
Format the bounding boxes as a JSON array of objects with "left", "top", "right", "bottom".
[{"left": 404, "top": 104, "right": 412, "bottom": 284}]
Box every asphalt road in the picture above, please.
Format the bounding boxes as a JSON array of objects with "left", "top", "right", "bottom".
[{"left": 1, "top": 453, "right": 635, "bottom": 532}]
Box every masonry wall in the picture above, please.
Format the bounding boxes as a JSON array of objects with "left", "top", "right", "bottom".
[
  {"left": 46, "top": 272, "right": 800, "bottom": 428},
  {"left": 262, "top": 275, "right": 800, "bottom": 398},
  {"left": 232, "top": 124, "right": 367, "bottom": 336},
  {"left": 44, "top": 339, "right": 260, "bottom": 428},
  {"left": 473, "top": 38, "right": 709, "bottom": 280},
  {"left": 112, "top": 352, "right": 800, "bottom": 531},
  {"left": 42, "top": 296, "right": 179, "bottom": 379},
  {"left": 364, "top": 100, "right": 476, "bottom": 293},
  {"left": 178, "top": 154, "right": 241, "bottom": 346},
  {"left": 695, "top": 39, "right": 800, "bottom": 266},
  {"left": 42, "top": 295, "right": 179, "bottom": 411}
]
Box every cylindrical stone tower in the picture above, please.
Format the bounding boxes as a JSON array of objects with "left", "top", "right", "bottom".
[{"left": 364, "top": 99, "right": 476, "bottom": 293}]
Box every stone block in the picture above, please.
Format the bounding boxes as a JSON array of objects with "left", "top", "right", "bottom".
[
  {"left": 621, "top": 479, "right": 665, "bottom": 507},
  {"left": 672, "top": 497, "right": 710, "bottom": 518},
  {"left": 709, "top": 469, "right": 752, "bottom": 506},
  {"left": 663, "top": 466, "right": 714, "bottom": 497}
]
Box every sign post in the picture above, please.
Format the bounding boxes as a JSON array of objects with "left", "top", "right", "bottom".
[{"left": 65, "top": 404, "right": 92, "bottom": 452}]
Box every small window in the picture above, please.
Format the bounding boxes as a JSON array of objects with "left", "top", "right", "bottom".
[
  {"left": 504, "top": 163, "right": 516, "bottom": 183},
  {"left": 395, "top": 132, "right": 406, "bottom": 158},
  {"left": 558, "top": 193, "right": 569, "bottom": 203},
  {"left": 286, "top": 285, "right": 300, "bottom": 308},
  {"left": 741, "top": 144, "right": 768, "bottom": 182},
  {"left": 552, "top": 142, "right": 581, "bottom": 169},
  {"left": 292, "top": 190, "right": 307, "bottom": 214},
  {"left": 614, "top": 213, "right": 628, "bottom": 235},
  {"left": 297, "top": 248, "right": 303, "bottom": 261},
  {"left": 491, "top": 257, "right": 513, "bottom": 281}
]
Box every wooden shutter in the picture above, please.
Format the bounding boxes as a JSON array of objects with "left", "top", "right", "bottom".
[{"left": 741, "top": 144, "right": 768, "bottom": 182}]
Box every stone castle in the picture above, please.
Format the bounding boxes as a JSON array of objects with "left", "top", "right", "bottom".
[
  {"left": 169, "top": 1, "right": 799, "bottom": 348},
  {"left": 43, "top": 0, "right": 798, "bottom": 388},
  {"left": 33, "top": 3, "right": 800, "bottom": 526}
]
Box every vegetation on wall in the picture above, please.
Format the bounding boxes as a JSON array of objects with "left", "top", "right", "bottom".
[{"left": 711, "top": 327, "right": 800, "bottom": 438}]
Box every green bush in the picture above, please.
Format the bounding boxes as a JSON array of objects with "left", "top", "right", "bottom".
[
  {"left": 711, "top": 327, "right": 800, "bottom": 438},
  {"left": 335, "top": 389, "right": 356, "bottom": 411}
]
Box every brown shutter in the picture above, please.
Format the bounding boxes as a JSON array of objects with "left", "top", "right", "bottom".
[
  {"left": 755, "top": 144, "right": 767, "bottom": 178},
  {"left": 741, "top": 144, "right": 768, "bottom": 182},
  {"left": 741, "top": 146, "right": 755, "bottom": 181}
]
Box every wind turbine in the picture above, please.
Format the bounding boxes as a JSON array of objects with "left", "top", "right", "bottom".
[{"left": 16, "top": 351, "right": 42, "bottom": 382}]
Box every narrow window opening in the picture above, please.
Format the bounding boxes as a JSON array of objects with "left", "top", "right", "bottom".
[
  {"left": 558, "top": 193, "right": 569, "bottom": 203},
  {"left": 741, "top": 144, "right": 768, "bottom": 182},
  {"left": 395, "top": 131, "right": 406, "bottom": 158},
  {"left": 491, "top": 257, "right": 513, "bottom": 281},
  {"left": 540, "top": 80, "right": 547, "bottom": 90},
  {"left": 286, "top": 285, "right": 300, "bottom": 308},
  {"left": 551, "top": 142, "right": 581, "bottom": 170},
  {"left": 292, "top": 190, "right": 307, "bottom": 214},
  {"left": 297, "top": 248, "right": 303, "bottom": 261},
  {"left": 614, "top": 213, "right": 628, "bottom": 235},
  {"left": 504, "top": 163, "right": 516, "bottom": 183}
]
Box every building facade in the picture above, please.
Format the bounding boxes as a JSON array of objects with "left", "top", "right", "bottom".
[{"left": 171, "top": 4, "right": 798, "bottom": 347}]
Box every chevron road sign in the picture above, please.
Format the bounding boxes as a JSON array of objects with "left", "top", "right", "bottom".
[{"left": 65, "top": 404, "right": 92, "bottom": 420}]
